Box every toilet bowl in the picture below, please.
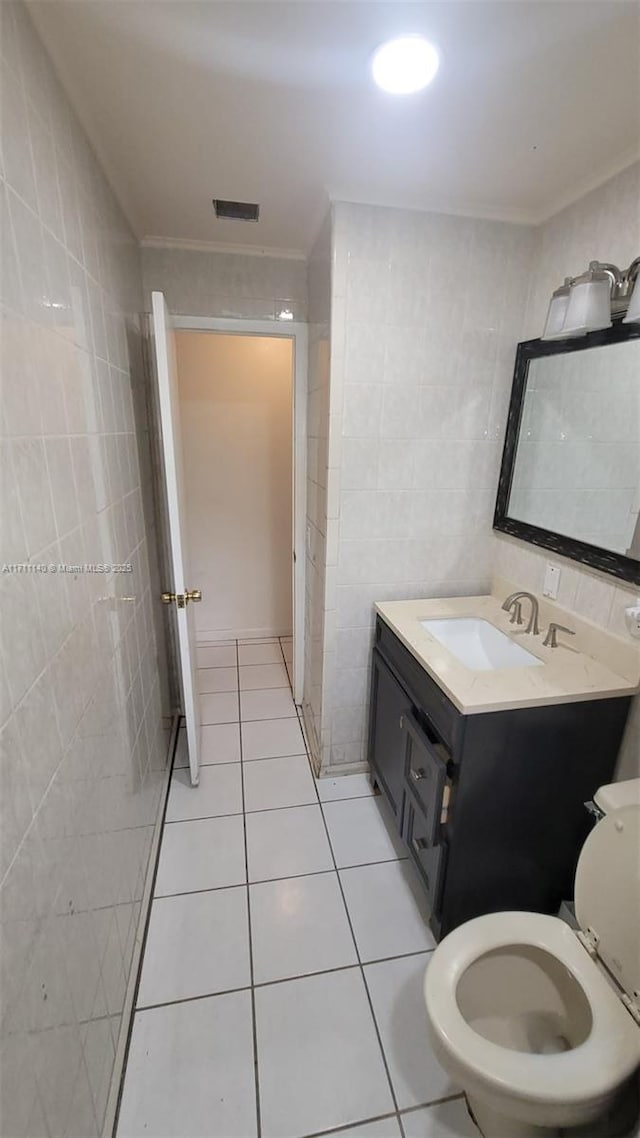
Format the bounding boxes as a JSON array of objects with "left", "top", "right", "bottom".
[{"left": 424, "top": 791, "right": 640, "bottom": 1137}]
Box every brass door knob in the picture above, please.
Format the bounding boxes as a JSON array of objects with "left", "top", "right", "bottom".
[{"left": 161, "top": 589, "right": 202, "bottom": 606}]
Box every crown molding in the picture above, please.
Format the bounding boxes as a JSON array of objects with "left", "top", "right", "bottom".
[
  {"left": 139, "top": 235, "right": 307, "bottom": 261},
  {"left": 329, "top": 150, "right": 640, "bottom": 233},
  {"left": 531, "top": 150, "right": 640, "bottom": 226},
  {"left": 328, "top": 191, "right": 537, "bottom": 228}
]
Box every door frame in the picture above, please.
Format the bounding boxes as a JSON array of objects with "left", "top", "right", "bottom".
[{"left": 171, "top": 315, "right": 308, "bottom": 705}]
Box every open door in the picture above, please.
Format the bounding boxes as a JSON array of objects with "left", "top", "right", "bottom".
[{"left": 151, "top": 291, "right": 201, "bottom": 786}]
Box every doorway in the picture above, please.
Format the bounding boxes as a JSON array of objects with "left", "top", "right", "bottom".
[{"left": 172, "top": 317, "right": 307, "bottom": 703}]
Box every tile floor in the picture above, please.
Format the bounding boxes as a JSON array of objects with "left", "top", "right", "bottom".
[{"left": 116, "top": 636, "right": 478, "bottom": 1138}]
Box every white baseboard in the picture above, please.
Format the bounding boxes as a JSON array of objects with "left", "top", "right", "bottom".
[{"left": 197, "top": 625, "right": 292, "bottom": 643}]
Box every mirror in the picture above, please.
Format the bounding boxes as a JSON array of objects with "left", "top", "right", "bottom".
[{"left": 494, "top": 324, "right": 640, "bottom": 585}]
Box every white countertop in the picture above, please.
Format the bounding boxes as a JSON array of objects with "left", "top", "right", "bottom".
[{"left": 375, "top": 589, "right": 640, "bottom": 715}]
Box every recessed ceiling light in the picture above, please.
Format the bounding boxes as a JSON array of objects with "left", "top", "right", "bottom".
[{"left": 371, "top": 35, "right": 439, "bottom": 95}]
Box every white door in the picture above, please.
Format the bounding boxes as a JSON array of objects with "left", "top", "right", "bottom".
[{"left": 151, "top": 291, "right": 201, "bottom": 786}]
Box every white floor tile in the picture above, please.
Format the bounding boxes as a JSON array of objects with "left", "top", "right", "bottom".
[
  {"left": 238, "top": 641, "right": 283, "bottom": 666},
  {"left": 323, "top": 796, "right": 406, "bottom": 868},
  {"left": 364, "top": 954, "right": 457, "bottom": 1109},
  {"left": 329, "top": 1119, "right": 402, "bottom": 1138},
  {"left": 241, "top": 716, "right": 305, "bottom": 760},
  {"left": 196, "top": 644, "right": 236, "bottom": 669},
  {"left": 239, "top": 662, "right": 289, "bottom": 690},
  {"left": 245, "top": 804, "right": 333, "bottom": 882},
  {"left": 166, "top": 764, "right": 243, "bottom": 822},
  {"left": 201, "top": 722, "right": 241, "bottom": 764},
  {"left": 402, "top": 1099, "right": 478, "bottom": 1138},
  {"left": 243, "top": 754, "right": 316, "bottom": 812},
  {"left": 155, "top": 816, "right": 246, "bottom": 896},
  {"left": 197, "top": 666, "right": 238, "bottom": 694},
  {"left": 201, "top": 690, "right": 239, "bottom": 724},
  {"left": 317, "top": 773, "right": 376, "bottom": 801},
  {"left": 250, "top": 873, "right": 357, "bottom": 984},
  {"left": 255, "top": 968, "right": 394, "bottom": 1138},
  {"left": 174, "top": 724, "right": 240, "bottom": 767},
  {"left": 240, "top": 687, "right": 296, "bottom": 721},
  {"left": 339, "top": 861, "right": 436, "bottom": 962},
  {"left": 117, "top": 991, "right": 256, "bottom": 1138},
  {"left": 137, "top": 888, "right": 250, "bottom": 1008}
]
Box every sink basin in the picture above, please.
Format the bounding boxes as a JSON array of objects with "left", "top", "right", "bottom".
[{"left": 421, "top": 617, "right": 543, "bottom": 671}]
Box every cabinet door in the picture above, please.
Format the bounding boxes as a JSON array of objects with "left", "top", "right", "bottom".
[
  {"left": 368, "top": 650, "right": 411, "bottom": 824},
  {"left": 404, "top": 712, "right": 447, "bottom": 846},
  {"left": 405, "top": 796, "right": 445, "bottom": 916}
]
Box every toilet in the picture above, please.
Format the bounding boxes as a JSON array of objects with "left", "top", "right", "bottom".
[{"left": 424, "top": 778, "right": 640, "bottom": 1137}]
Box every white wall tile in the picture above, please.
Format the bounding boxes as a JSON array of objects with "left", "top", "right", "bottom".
[{"left": 1, "top": 5, "right": 169, "bottom": 1135}]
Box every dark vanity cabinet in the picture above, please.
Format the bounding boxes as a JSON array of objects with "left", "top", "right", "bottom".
[{"left": 368, "top": 616, "right": 631, "bottom": 941}]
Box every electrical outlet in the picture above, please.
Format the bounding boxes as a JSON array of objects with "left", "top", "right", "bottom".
[
  {"left": 624, "top": 605, "right": 640, "bottom": 639},
  {"left": 543, "top": 562, "right": 560, "bottom": 599}
]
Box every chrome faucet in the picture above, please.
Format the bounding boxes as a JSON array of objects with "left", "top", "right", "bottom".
[{"left": 501, "top": 591, "right": 540, "bottom": 636}]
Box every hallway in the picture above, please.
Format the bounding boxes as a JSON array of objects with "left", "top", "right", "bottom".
[{"left": 115, "top": 637, "right": 477, "bottom": 1138}]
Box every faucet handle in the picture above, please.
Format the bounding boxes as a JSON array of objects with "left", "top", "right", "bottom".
[{"left": 543, "top": 622, "right": 575, "bottom": 649}]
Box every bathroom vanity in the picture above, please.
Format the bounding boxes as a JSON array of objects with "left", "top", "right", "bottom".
[{"left": 368, "top": 591, "right": 638, "bottom": 940}]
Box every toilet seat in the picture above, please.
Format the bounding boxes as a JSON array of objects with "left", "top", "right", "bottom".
[{"left": 425, "top": 910, "right": 640, "bottom": 1110}]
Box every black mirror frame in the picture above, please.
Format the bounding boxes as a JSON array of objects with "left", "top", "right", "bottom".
[{"left": 493, "top": 322, "right": 640, "bottom": 586}]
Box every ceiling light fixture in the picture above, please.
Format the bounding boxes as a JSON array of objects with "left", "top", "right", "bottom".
[
  {"left": 542, "top": 257, "right": 640, "bottom": 340},
  {"left": 371, "top": 35, "right": 439, "bottom": 95}
]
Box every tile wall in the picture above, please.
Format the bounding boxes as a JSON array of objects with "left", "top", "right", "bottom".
[
  {"left": 318, "top": 203, "right": 535, "bottom": 771},
  {"left": 141, "top": 243, "right": 308, "bottom": 321},
  {"left": 493, "top": 161, "right": 640, "bottom": 779},
  {"left": 1, "top": 4, "right": 168, "bottom": 1134},
  {"left": 302, "top": 215, "right": 331, "bottom": 770}
]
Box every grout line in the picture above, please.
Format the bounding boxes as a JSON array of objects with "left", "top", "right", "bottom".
[
  {"left": 237, "top": 639, "right": 263, "bottom": 1138},
  {"left": 127, "top": 634, "right": 443, "bottom": 1138},
  {"left": 297, "top": 1094, "right": 467, "bottom": 1138},
  {"left": 135, "top": 983, "right": 252, "bottom": 1014},
  {"left": 134, "top": 950, "right": 436, "bottom": 1014},
  {"left": 153, "top": 865, "right": 424, "bottom": 899},
  {"left": 294, "top": 1110, "right": 401, "bottom": 1138},
  {"left": 293, "top": 699, "right": 407, "bottom": 1138},
  {"left": 111, "top": 716, "right": 180, "bottom": 1137},
  {"left": 164, "top": 807, "right": 408, "bottom": 866},
  {"left": 174, "top": 759, "right": 242, "bottom": 770},
  {"left": 399, "top": 1093, "right": 467, "bottom": 1118}
]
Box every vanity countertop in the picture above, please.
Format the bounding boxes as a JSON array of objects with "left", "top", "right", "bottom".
[{"left": 375, "top": 589, "right": 640, "bottom": 715}]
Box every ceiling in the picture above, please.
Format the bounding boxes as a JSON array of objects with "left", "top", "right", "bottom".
[{"left": 29, "top": 0, "right": 640, "bottom": 255}]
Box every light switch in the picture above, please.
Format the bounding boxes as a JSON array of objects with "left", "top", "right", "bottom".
[{"left": 543, "top": 562, "right": 560, "bottom": 599}]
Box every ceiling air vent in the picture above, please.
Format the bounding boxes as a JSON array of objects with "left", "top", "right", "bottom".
[{"left": 213, "top": 199, "right": 260, "bottom": 222}]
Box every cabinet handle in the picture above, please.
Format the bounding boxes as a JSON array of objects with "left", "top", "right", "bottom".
[
  {"left": 412, "top": 837, "right": 429, "bottom": 853},
  {"left": 410, "top": 767, "right": 426, "bottom": 782},
  {"left": 399, "top": 715, "right": 404, "bottom": 729}
]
